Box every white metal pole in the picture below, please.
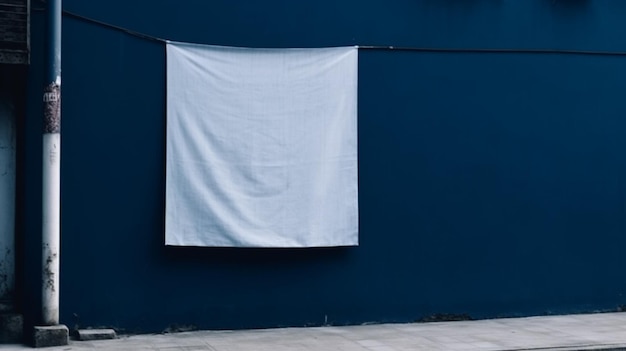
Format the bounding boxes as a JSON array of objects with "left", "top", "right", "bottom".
[
  {"left": 42, "top": 0, "right": 62, "bottom": 326},
  {"left": 41, "top": 133, "right": 60, "bottom": 325}
]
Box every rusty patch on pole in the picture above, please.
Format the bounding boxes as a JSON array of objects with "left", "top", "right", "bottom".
[
  {"left": 43, "top": 244, "right": 56, "bottom": 293},
  {"left": 43, "top": 83, "right": 61, "bottom": 133}
]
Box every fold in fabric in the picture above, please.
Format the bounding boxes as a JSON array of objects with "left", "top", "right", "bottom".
[{"left": 165, "top": 42, "right": 358, "bottom": 247}]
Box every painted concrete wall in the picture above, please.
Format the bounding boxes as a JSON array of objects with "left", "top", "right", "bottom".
[
  {"left": 20, "top": 0, "right": 626, "bottom": 332},
  {"left": 0, "top": 74, "right": 16, "bottom": 303}
]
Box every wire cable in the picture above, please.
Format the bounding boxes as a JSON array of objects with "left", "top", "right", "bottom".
[
  {"left": 33, "top": 8, "right": 626, "bottom": 57},
  {"left": 357, "top": 45, "right": 626, "bottom": 57},
  {"left": 62, "top": 10, "right": 167, "bottom": 43}
]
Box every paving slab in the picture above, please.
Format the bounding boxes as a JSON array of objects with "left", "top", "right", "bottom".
[
  {"left": 76, "top": 329, "right": 117, "bottom": 341},
  {"left": 2, "top": 312, "right": 626, "bottom": 350}
]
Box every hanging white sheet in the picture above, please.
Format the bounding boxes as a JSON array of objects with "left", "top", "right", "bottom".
[{"left": 165, "top": 42, "right": 358, "bottom": 247}]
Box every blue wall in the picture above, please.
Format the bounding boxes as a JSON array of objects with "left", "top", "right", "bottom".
[{"left": 20, "top": 0, "right": 626, "bottom": 332}]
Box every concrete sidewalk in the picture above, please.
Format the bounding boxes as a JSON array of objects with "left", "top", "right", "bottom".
[{"left": 3, "top": 312, "right": 626, "bottom": 350}]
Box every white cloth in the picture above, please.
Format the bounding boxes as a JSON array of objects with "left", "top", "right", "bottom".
[{"left": 165, "top": 42, "right": 359, "bottom": 247}]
